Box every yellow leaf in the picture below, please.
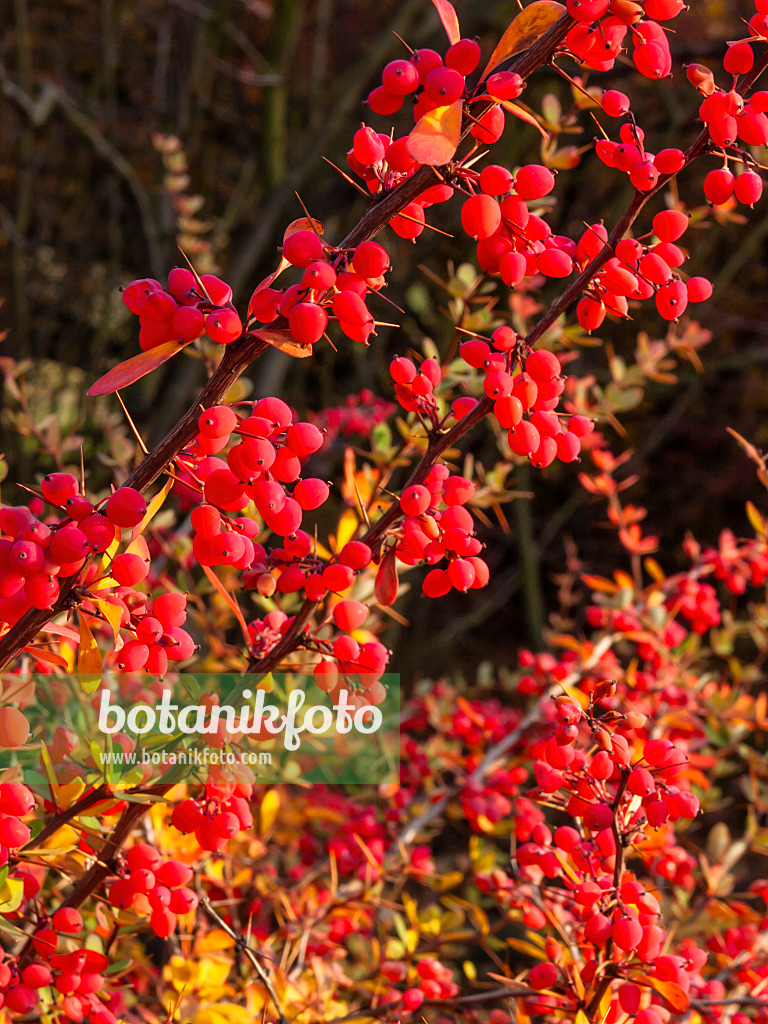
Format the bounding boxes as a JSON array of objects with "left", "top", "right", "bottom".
[
  {"left": 77, "top": 613, "right": 102, "bottom": 693},
  {"left": 479, "top": 1, "right": 567, "bottom": 81},
  {"left": 335, "top": 508, "right": 361, "bottom": 550},
  {"left": 100, "top": 529, "right": 121, "bottom": 573},
  {"left": 260, "top": 789, "right": 280, "bottom": 833},
  {"left": 644, "top": 557, "right": 666, "bottom": 581},
  {"left": 746, "top": 500, "right": 766, "bottom": 535},
  {"left": 195, "top": 928, "right": 237, "bottom": 953},
  {"left": 407, "top": 100, "right": 462, "bottom": 166},
  {"left": 284, "top": 217, "right": 324, "bottom": 242},
  {"left": 132, "top": 476, "right": 173, "bottom": 542},
  {"left": 506, "top": 937, "right": 546, "bottom": 958},
  {"left": 614, "top": 569, "right": 635, "bottom": 589},
  {"left": 92, "top": 599, "right": 124, "bottom": 645}
]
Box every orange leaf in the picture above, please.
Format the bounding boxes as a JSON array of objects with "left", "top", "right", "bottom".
[
  {"left": 580, "top": 573, "right": 619, "bottom": 594},
  {"left": 374, "top": 546, "right": 399, "bottom": 607},
  {"left": 638, "top": 977, "right": 690, "bottom": 1013},
  {"left": 22, "top": 646, "right": 69, "bottom": 668},
  {"left": 479, "top": 1, "right": 567, "bottom": 81},
  {"left": 407, "top": 100, "right": 462, "bottom": 166},
  {"left": 201, "top": 564, "right": 250, "bottom": 645},
  {"left": 283, "top": 217, "right": 324, "bottom": 242},
  {"left": 251, "top": 327, "right": 313, "bottom": 360},
  {"left": 430, "top": 0, "right": 460, "bottom": 44},
  {"left": 88, "top": 340, "right": 193, "bottom": 397}
]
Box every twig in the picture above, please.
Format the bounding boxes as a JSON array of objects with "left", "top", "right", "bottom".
[{"left": 199, "top": 894, "right": 289, "bottom": 1024}]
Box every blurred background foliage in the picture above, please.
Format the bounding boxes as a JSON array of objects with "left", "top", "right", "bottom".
[{"left": 2, "top": 0, "right": 768, "bottom": 683}]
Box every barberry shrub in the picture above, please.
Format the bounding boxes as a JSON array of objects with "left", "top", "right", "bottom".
[{"left": 1, "top": 0, "right": 768, "bottom": 1022}]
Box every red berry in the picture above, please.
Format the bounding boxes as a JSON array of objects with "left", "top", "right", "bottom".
[
  {"left": 514, "top": 164, "right": 556, "bottom": 200},
  {"left": 206, "top": 309, "right": 242, "bottom": 344},
  {"left": 446, "top": 38, "right": 481, "bottom": 76},
  {"left": 105, "top": 487, "right": 147, "bottom": 528},
  {"left": 461, "top": 194, "right": 501, "bottom": 240},
  {"left": 381, "top": 59, "right": 420, "bottom": 96}
]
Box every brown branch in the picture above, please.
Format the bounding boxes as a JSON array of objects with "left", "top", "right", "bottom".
[{"left": 199, "top": 894, "right": 289, "bottom": 1024}]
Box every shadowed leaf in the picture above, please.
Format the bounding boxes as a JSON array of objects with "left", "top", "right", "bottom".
[
  {"left": 479, "top": 1, "right": 566, "bottom": 81},
  {"left": 251, "top": 327, "right": 313, "bottom": 359}
]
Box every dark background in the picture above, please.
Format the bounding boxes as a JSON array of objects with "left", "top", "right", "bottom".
[{"left": 2, "top": 0, "right": 767, "bottom": 683}]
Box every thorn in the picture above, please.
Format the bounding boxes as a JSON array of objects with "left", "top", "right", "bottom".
[
  {"left": 177, "top": 245, "right": 213, "bottom": 303},
  {"left": 294, "top": 192, "right": 323, "bottom": 239},
  {"left": 392, "top": 30, "right": 414, "bottom": 53},
  {"left": 589, "top": 112, "right": 610, "bottom": 141},
  {"left": 322, "top": 331, "right": 338, "bottom": 352},
  {"left": 80, "top": 445, "right": 86, "bottom": 495},
  {"left": 17, "top": 483, "right": 47, "bottom": 503},
  {"left": 321, "top": 156, "right": 371, "bottom": 198},
  {"left": 395, "top": 211, "right": 454, "bottom": 237},
  {"left": 352, "top": 476, "right": 371, "bottom": 529},
  {"left": 369, "top": 290, "right": 407, "bottom": 315},
  {"left": 115, "top": 391, "right": 149, "bottom": 455}
]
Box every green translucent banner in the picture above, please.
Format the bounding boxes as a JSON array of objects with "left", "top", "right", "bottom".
[{"left": 0, "top": 672, "right": 400, "bottom": 791}]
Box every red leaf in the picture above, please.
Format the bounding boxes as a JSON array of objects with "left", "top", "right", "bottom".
[
  {"left": 430, "top": 0, "right": 461, "bottom": 44},
  {"left": 407, "top": 100, "right": 462, "bottom": 166},
  {"left": 374, "top": 546, "right": 399, "bottom": 607},
  {"left": 87, "top": 340, "right": 193, "bottom": 396},
  {"left": 251, "top": 327, "right": 313, "bottom": 360},
  {"left": 479, "top": 1, "right": 566, "bottom": 81}
]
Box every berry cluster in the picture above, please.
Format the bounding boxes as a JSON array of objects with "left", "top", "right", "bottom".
[
  {"left": 181, "top": 397, "right": 326, "bottom": 560},
  {"left": 390, "top": 466, "right": 488, "bottom": 596},
  {"left": 122, "top": 269, "right": 241, "bottom": 349},
  {"left": 106, "top": 842, "right": 200, "bottom": 938},
  {"left": 248, "top": 233, "right": 392, "bottom": 346},
  {"left": 5, "top": 869, "right": 116, "bottom": 1022},
  {"left": 0, "top": 476, "right": 148, "bottom": 625}
]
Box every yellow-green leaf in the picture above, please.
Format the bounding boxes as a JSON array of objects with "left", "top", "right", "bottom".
[
  {"left": 77, "top": 613, "right": 102, "bottom": 692},
  {"left": 0, "top": 877, "right": 24, "bottom": 913}
]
